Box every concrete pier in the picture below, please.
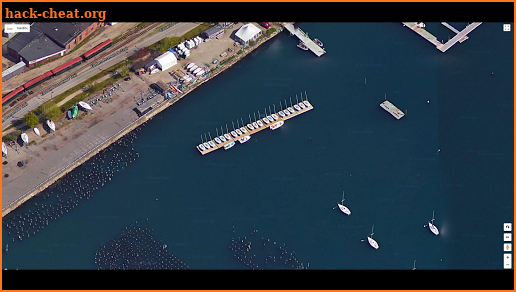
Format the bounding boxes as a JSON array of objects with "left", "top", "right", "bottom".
[
  {"left": 284, "top": 23, "right": 326, "bottom": 57},
  {"left": 441, "top": 22, "right": 469, "bottom": 43},
  {"left": 437, "top": 22, "right": 482, "bottom": 52}
]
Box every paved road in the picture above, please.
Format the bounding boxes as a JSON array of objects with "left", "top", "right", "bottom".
[{"left": 2, "top": 22, "right": 200, "bottom": 129}]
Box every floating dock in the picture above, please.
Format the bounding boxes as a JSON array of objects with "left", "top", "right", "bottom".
[
  {"left": 197, "top": 101, "right": 314, "bottom": 155},
  {"left": 283, "top": 23, "right": 326, "bottom": 57},
  {"left": 380, "top": 100, "right": 405, "bottom": 120}
]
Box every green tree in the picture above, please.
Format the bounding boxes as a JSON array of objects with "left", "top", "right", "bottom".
[{"left": 23, "top": 112, "right": 39, "bottom": 128}]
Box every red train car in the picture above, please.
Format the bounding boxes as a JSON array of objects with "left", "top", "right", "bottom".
[
  {"left": 83, "top": 39, "right": 113, "bottom": 60},
  {"left": 22, "top": 71, "right": 53, "bottom": 91},
  {"left": 2, "top": 86, "right": 24, "bottom": 105},
  {"left": 51, "top": 57, "right": 83, "bottom": 76}
]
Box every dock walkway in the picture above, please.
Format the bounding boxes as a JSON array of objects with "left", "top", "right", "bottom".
[
  {"left": 437, "top": 22, "right": 482, "bottom": 52},
  {"left": 284, "top": 23, "right": 326, "bottom": 57},
  {"left": 197, "top": 101, "right": 314, "bottom": 155},
  {"left": 441, "top": 22, "right": 469, "bottom": 43}
]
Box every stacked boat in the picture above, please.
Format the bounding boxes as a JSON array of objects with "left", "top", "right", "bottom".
[{"left": 47, "top": 120, "right": 56, "bottom": 132}]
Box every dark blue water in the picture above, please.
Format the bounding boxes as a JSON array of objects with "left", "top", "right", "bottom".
[{"left": 3, "top": 22, "right": 513, "bottom": 271}]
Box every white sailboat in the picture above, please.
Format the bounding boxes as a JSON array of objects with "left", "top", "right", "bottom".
[
  {"left": 47, "top": 120, "right": 56, "bottom": 132},
  {"left": 413, "top": 260, "right": 416, "bottom": 270},
  {"left": 2, "top": 142, "right": 7, "bottom": 157},
  {"left": 78, "top": 101, "right": 93, "bottom": 111},
  {"left": 337, "top": 191, "right": 351, "bottom": 215},
  {"left": 428, "top": 210, "right": 439, "bottom": 235},
  {"left": 33, "top": 127, "right": 40, "bottom": 136},
  {"left": 20, "top": 133, "right": 29, "bottom": 145},
  {"left": 367, "top": 225, "right": 379, "bottom": 249}
]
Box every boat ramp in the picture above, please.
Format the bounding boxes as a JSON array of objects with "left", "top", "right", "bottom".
[
  {"left": 197, "top": 100, "right": 314, "bottom": 155},
  {"left": 283, "top": 23, "right": 326, "bottom": 57}
]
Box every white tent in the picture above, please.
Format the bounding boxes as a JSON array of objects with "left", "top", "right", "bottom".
[
  {"left": 154, "top": 51, "right": 177, "bottom": 71},
  {"left": 235, "top": 23, "right": 262, "bottom": 45}
]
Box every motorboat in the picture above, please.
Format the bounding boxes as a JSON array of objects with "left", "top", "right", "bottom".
[
  {"left": 238, "top": 135, "right": 251, "bottom": 144},
  {"left": 78, "top": 101, "right": 93, "bottom": 111},
  {"left": 67, "top": 110, "right": 73, "bottom": 119},
  {"left": 367, "top": 225, "right": 379, "bottom": 249},
  {"left": 294, "top": 104, "right": 301, "bottom": 111},
  {"left": 214, "top": 137, "right": 222, "bottom": 144},
  {"left": 231, "top": 131, "right": 238, "bottom": 138},
  {"left": 271, "top": 114, "right": 279, "bottom": 121},
  {"left": 247, "top": 124, "right": 254, "bottom": 131},
  {"left": 262, "top": 118, "right": 270, "bottom": 124},
  {"left": 297, "top": 42, "right": 308, "bottom": 50},
  {"left": 47, "top": 120, "right": 56, "bottom": 131},
  {"left": 21, "top": 133, "right": 29, "bottom": 145},
  {"left": 428, "top": 211, "right": 439, "bottom": 236},
  {"left": 33, "top": 128, "right": 40, "bottom": 136},
  {"left": 2, "top": 142, "right": 7, "bottom": 156},
  {"left": 270, "top": 120, "right": 284, "bottom": 130},
  {"left": 198, "top": 144, "right": 206, "bottom": 151},
  {"left": 224, "top": 141, "right": 235, "bottom": 150},
  {"left": 337, "top": 191, "right": 351, "bottom": 215},
  {"left": 72, "top": 105, "right": 79, "bottom": 118},
  {"left": 314, "top": 38, "right": 323, "bottom": 47},
  {"left": 288, "top": 107, "right": 295, "bottom": 114}
]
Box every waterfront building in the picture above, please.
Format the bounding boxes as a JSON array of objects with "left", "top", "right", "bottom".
[{"left": 234, "top": 23, "right": 262, "bottom": 45}]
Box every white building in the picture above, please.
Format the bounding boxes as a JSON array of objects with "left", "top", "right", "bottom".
[
  {"left": 234, "top": 23, "right": 262, "bottom": 45},
  {"left": 154, "top": 51, "right": 177, "bottom": 72}
]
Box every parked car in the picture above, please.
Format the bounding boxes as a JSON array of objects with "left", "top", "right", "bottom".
[{"left": 260, "top": 22, "right": 271, "bottom": 29}]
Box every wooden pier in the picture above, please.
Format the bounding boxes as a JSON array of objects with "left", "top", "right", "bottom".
[
  {"left": 197, "top": 101, "right": 314, "bottom": 155},
  {"left": 402, "top": 22, "right": 482, "bottom": 53},
  {"left": 283, "top": 23, "right": 326, "bottom": 57}
]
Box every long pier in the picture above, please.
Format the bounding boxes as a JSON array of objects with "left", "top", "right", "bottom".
[
  {"left": 402, "top": 22, "right": 482, "bottom": 52},
  {"left": 283, "top": 23, "right": 326, "bottom": 57},
  {"left": 197, "top": 100, "right": 314, "bottom": 155}
]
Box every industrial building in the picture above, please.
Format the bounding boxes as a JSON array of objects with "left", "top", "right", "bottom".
[{"left": 154, "top": 51, "right": 177, "bottom": 72}]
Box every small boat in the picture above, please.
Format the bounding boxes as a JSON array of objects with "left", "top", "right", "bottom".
[
  {"left": 278, "top": 111, "right": 285, "bottom": 118},
  {"left": 238, "top": 135, "right": 251, "bottom": 144},
  {"left": 214, "top": 137, "right": 222, "bottom": 144},
  {"left": 33, "top": 128, "right": 40, "bottom": 136},
  {"left": 47, "top": 120, "right": 55, "bottom": 131},
  {"left": 257, "top": 120, "right": 263, "bottom": 127},
  {"left": 297, "top": 42, "right": 308, "bottom": 50},
  {"left": 299, "top": 102, "right": 306, "bottom": 109},
  {"left": 314, "top": 38, "right": 323, "bottom": 47},
  {"left": 220, "top": 135, "right": 226, "bottom": 142},
  {"left": 267, "top": 116, "right": 274, "bottom": 122},
  {"left": 262, "top": 118, "right": 270, "bottom": 124},
  {"left": 288, "top": 107, "right": 295, "bottom": 114},
  {"left": 367, "top": 225, "right": 379, "bottom": 249},
  {"left": 337, "top": 191, "right": 351, "bottom": 215},
  {"left": 270, "top": 120, "right": 284, "bottom": 130},
  {"left": 224, "top": 133, "right": 232, "bottom": 140},
  {"left": 203, "top": 142, "right": 211, "bottom": 149},
  {"left": 208, "top": 141, "right": 216, "bottom": 148},
  {"left": 186, "top": 63, "right": 195, "bottom": 70},
  {"left": 224, "top": 141, "right": 235, "bottom": 150},
  {"left": 240, "top": 127, "right": 247, "bottom": 134},
  {"left": 2, "top": 142, "right": 7, "bottom": 156},
  {"left": 247, "top": 124, "right": 254, "bottom": 131},
  {"left": 67, "top": 110, "right": 73, "bottom": 119},
  {"left": 271, "top": 114, "right": 279, "bottom": 121},
  {"left": 231, "top": 131, "right": 238, "bottom": 138},
  {"left": 428, "top": 210, "right": 439, "bottom": 236},
  {"left": 21, "top": 133, "right": 29, "bottom": 145},
  {"left": 235, "top": 129, "right": 242, "bottom": 136},
  {"left": 294, "top": 104, "right": 301, "bottom": 111},
  {"left": 283, "top": 109, "right": 290, "bottom": 116},
  {"left": 78, "top": 101, "right": 93, "bottom": 111},
  {"left": 303, "top": 100, "right": 311, "bottom": 107},
  {"left": 72, "top": 105, "right": 78, "bottom": 118},
  {"left": 198, "top": 144, "right": 206, "bottom": 151}
]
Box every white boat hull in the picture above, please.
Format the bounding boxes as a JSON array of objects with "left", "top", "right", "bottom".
[
  {"left": 33, "top": 128, "right": 40, "bottom": 136},
  {"left": 429, "top": 222, "right": 439, "bottom": 235},
  {"left": 367, "top": 237, "right": 379, "bottom": 249},
  {"left": 270, "top": 121, "right": 284, "bottom": 130},
  {"left": 78, "top": 101, "right": 93, "bottom": 111},
  {"left": 338, "top": 204, "right": 351, "bottom": 215},
  {"left": 2, "top": 142, "right": 7, "bottom": 156},
  {"left": 238, "top": 135, "right": 250, "bottom": 144},
  {"left": 21, "top": 133, "right": 29, "bottom": 145}
]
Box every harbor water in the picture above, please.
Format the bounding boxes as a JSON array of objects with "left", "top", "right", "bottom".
[{"left": 2, "top": 23, "right": 514, "bottom": 275}]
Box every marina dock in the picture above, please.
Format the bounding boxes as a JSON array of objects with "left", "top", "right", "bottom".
[
  {"left": 283, "top": 23, "right": 326, "bottom": 57},
  {"left": 402, "top": 22, "right": 482, "bottom": 53},
  {"left": 197, "top": 100, "right": 314, "bottom": 155}
]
